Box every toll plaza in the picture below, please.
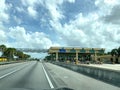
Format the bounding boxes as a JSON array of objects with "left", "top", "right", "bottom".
[{"left": 48, "top": 47, "right": 105, "bottom": 64}]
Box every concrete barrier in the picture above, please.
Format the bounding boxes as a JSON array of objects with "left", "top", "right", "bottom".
[
  {"left": 0, "top": 61, "right": 18, "bottom": 65},
  {"left": 0, "top": 61, "right": 28, "bottom": 65},
  {"left": 52, "top": 62, "right": 120, "bottom": 87}
]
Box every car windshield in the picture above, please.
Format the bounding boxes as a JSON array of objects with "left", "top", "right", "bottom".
[{"left": 0, "top": 0, "right": 120, "bottom": 90}]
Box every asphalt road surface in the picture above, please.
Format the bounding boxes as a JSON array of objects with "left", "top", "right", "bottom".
[
  {"left": 0, "top": 61, "right": 119, "bottom": 90},
  {"left": 0, "top": 61, "right": 51, "bottom": 90}
]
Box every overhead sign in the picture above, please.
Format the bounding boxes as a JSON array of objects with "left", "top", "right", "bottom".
[
  {"left": 89, "top": 48, "right": 95, "bottom": 53},
  {"left": 59, "top": 48, "right": 66, "bottom": 53},
  {"left": 70, "top": 48, "right": 76, "bottom": 53},
  {"left": 80, "top": 48, "right": 86, "bottom": 53}
]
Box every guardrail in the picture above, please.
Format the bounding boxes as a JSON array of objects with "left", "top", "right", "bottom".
[{"left": 52, "top": 62, "right": 120, "bottom": 87}]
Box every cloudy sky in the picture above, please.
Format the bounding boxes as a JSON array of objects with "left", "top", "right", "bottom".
[{"left": 0, "top": 0, "right": 120, "bottom": 58}]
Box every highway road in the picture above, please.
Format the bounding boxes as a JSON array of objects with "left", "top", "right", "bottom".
[
  {"left": 0, "top": 61, "right": 51, "bottom": 90},
  {"left": 0, "top": 61, "right": 119, "bottom": 90}
]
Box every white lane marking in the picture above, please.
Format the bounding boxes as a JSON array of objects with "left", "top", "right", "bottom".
[
  {"left": 0, "top": 63, "right": 30, "bottom": 80},
  {"left": 42, "top": 63, "right": 54, "bottom": 89}
]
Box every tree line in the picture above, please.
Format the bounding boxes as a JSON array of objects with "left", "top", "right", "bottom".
[
  {"left": 0, "top": 44, "right": 31, "bottom": 60},
  {"left": 108, "top": 47, "right": 120, "bottom": 63}
]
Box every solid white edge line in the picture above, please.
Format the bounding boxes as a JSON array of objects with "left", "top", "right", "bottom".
[
  {"left": 0, "top": 69, "right": 20, "bottom": 79},
  {"left": 42, "top": 63, "right": 54, "bottom": 89},
  {"left": 0, "top": 63, "right": 30, "bottom": 80}
]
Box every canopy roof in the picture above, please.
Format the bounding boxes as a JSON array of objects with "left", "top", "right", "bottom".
[{"left": 49, "top": 47, "right": 105, "bottom": 54}]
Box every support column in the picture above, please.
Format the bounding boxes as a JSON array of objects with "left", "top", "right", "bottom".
[
  {"left": 50, "top": 53, "right": 54, "bottom": 60},
  {"left": 56, "top": 52, "right": 58, "bottom": 61},
  {"left": 75, "top": 52, "right": 78, "bottom": 64},
  {"left": 113, "top": 55, "right": 116, "bottom": 63},
  {"left": 94, "top": 52, "right": 97, "bottom": 61}
]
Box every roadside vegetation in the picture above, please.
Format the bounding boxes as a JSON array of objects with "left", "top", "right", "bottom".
[
  {"left": 0, "top": 44, "right": 31, "bottom": 61},
  {"left": 108, "top": 47, "right": 120, "bottom": 63}
]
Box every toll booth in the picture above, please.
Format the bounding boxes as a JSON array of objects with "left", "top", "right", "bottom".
[{"left": 48, "top": 47, "right": 105, "bottom": 64}]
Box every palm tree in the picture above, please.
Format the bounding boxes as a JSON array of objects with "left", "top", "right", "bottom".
[
  {"left": 111, "top": 49, "right": 118, "bottom": 56},
  {"left": 111, "top": 48, "right": 119, "bottom": 63},
  {"left": 0, "top": 45, "right": 7, "bottom": 56},
  {"left": 0, "top": 45, "right": 31, "bottom": 61},
  {"left": 22, "top": 54, "right": 31, "bottom": 59},
  {"left": 15, "top": 50, "right": 30, "bottom": 59},
  {"left": 118, "top": 47, "right": 120, "bottom": 57},
  {"left": 15, "top": 50, "right": 24, "bottom": 59},
  {"left": 3, "top": 48, "right": 16, "bottom": 60}
]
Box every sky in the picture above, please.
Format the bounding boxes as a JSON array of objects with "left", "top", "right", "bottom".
[{"left": 0, "top": 0, "right": 120, "bottom": 58}]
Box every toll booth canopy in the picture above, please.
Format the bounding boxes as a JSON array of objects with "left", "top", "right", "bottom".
[{"left": 48, "top": 47, "right": 105, "bottom": 62}]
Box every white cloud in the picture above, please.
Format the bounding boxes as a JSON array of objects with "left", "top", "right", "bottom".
[
  {"left": 2, "top": 0, "right": 118, "bottom": 52},
  {"left": 0, "top": 0, "right": 11, "bottom": 45},
  {"left": 103, "top": 0, "right": 119, "bottom": 5},
  {"left": 1, "top": 0, "right": 120, "bottom": 53},
  {"left": 103, "top": 5, "right": 120, "bottom": 24},
  {"left": 95, "top": 0, "right": 120, "bottom": 16},
  {"left": 49, "top": 0, "right": 120, "bottom": 51},
  {"left": 0, "top": 30, "right": 7, "bottom": 43},
  {"left": 43, "top": 0, "right": 75, "bottom": 21},
  {"left": 21, "top": 0, "right": 76, "bottom": 21},
  {"left": 21, "top": 0, "right": 38, "bottom": 18},
  {"left": 0, "top": 0, "right": 11, "bottom": 23},
  {"left": 8, "top": 26, "right": 59, "bottom": 49},
  {"left": 27, "top": 6, "right": 37, "bottom": 18},
  {"left": 0, "top": 25, "right": 56, "bottom": 58},
  {"left": 21, "top": 0, "right": 75, "bottom": 21},
  {"left": 40, "top": 0, "right": 64, "bottom": 22},
  {"left": 16, "top": 7, "right": 25, "bottom": 12},
  {"left": 21, "top": 0, "right": 38, "bottom": 7},
  {"left": 0, "top": 13, "right": 9, "bottom": 23},
  {"left": 67, "top": 0, "right": 75, "bottom": 3},
  {"left": 14, "top": 16, "right": 22, "bottom": 24}
]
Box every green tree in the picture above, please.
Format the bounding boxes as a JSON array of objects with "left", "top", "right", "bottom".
[
  {"left": 0, "top": 45, "right": 7, "bottom": 56},
  {"left": 23, "top": 54, "right": 31, "bottom": 59},
  {"left": 15, "top": 50, "right": 24, "bottom": 59},
  {"left": 0, "top": 44, "right": 31, "bottom": 60},
  {"left": 118, "top": 47, "right": 120, "bottom": 57},
  {"left": 3, "top": 48, "right": 16, "bottom": 60},
  {"left": 111, "top": 49, "right": 118, "bottom": 56},
  {"left": 111, "top": 48, "right": 119, "bottom": 63},
  {"left": 15, "top": 50, "right": 30, "bottom": 60}
]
